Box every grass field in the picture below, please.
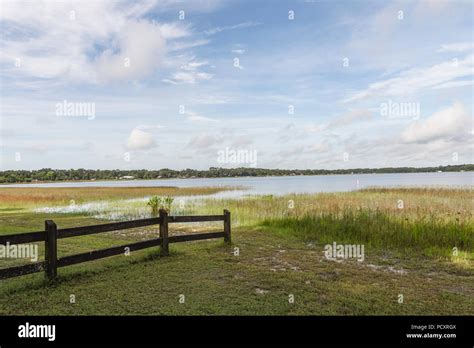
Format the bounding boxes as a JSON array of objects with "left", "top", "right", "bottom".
[{"left": 0, "top": 186, "right": 472, "bottom": 315}]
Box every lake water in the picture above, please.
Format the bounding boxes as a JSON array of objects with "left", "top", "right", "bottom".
[{"left": 4, "top": 172, "right": 473, "bottom": 198}]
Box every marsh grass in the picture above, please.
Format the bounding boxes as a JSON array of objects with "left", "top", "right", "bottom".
[
  {"left": 199, "top": 187, "right": 473, "bottom": 257},
  {"left": 201, "top": 187, "right": 472, "bottom": 223},
  {"left": 1, "top": 187, "right": 471, "bottom": 258},
  {"left": 0, "top": 186, "right": 237, "bottom": 207},
  {"left": 261, "top": 210, "right": 472, "bottom": 256}
]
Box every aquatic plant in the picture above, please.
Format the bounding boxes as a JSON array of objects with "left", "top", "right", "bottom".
[{"left": 146, "top": 195, "right": 174, "bottom": 216}]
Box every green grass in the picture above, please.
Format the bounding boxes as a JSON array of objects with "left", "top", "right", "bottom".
[
  {"left": 0, "top": 187, "right": 472, "bottom": 315},
  {"left": 0, "top": 227, "right": 472, "bottom": 315},
  {"left": 261, "top": 209, "right": 473, "bottom": 257}
]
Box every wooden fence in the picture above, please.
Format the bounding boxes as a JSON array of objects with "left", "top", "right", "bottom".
[{"left": 0, "top": 209, "right": 231, "bottom": 280}]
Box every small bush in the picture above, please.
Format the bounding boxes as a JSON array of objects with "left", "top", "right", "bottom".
[{"left": 146, "top": 196, "right": 174, "bottom": 216}]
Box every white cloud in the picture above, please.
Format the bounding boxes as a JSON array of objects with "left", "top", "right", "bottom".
[
  {"left": 432, "top": 80, "right": 474, "bottom": 89},
  {"left": 136, "top": 124, "right": 164, "bottom": 130},
  {"left": 308, "top": 141, "right": 330, "bottom": 153},
  {"left": 126, "top": 128, "right": 156, "bottom": 150},
  {"left": 180, "top": 60, "right": 209, "bottom": 70},
  {"left": 230, "top": 135, "right": 254, "bottom": 147},
  {"left": 162, "top": 57, "right": 213, "bottom": 84},
  {"left": 94, "top": 20, "right": 166, "bottom": 82},
  {"left": 401, "top": 102, "right": 471, "bottom": 144},
  {"left": 204, "top": 21, "right": 262, "bottom": 35},
  {"left": 158, "top": 22, "right": 191, "bottom": 39},
  {"left": 184, "top": 111, "right": 217, "bottom": 122},
  {"left": 187, "top": 134, "right": 223, "bottom": 149},
  {"left": 345, "top": 0, "right": 472, "bottom": 74},
  {"left": 438, "top": 42, "right": 474, "bottom": 53},
  {"left": 327, "top": 109, "right": 373, "bottom": 129},
  {"left": 190, "top": 95, "right": 231, "bottom": 104},
  {"left": 0, "top": 0, "right": 197, "bottom": 85},
  {"left": 344, "top": 55, "right": 474, "bottom": 103},
  {"left": 169, "top": 39, "right": 210, "bottom": 51},
  {"left": 163, "top": 71, "right": 213, "bottom": 84},
  {"left": 276, "top": 141, "right": 330, "bottom": 157}
]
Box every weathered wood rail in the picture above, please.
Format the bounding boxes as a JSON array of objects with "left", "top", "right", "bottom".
[{"left": 0, "top": 209, "right": 231, "bottom": 280}]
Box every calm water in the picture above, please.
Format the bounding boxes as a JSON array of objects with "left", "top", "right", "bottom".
[{"left": 4, "top": 172, "right": 473, "bottom": 198}]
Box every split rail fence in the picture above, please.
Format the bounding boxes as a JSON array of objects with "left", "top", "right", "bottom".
[{"left": 0, "top": 209, "right": 231, "bottom": 280}]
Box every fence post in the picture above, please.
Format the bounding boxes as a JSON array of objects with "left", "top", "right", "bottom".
[
  {"left": 159, "top": 209, "right": 169, "bottom": 256},
  {"left": 224, "top": 209, "right": 231, "bottom": 244},
  {"left": 45, "top": 220, "right": 58, "bottom": 280}
]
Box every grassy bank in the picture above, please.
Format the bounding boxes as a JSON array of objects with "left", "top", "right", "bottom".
[{"left": 0, "top": 186, "right": 472, "bottom": 315}]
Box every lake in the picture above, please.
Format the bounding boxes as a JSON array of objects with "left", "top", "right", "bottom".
[{"left": 4, "top": 172, "right": 473, "bottom": 198}]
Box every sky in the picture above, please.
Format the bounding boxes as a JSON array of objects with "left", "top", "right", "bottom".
[{"left": 0, "top": 0, "right": 473, "bottom": 170}]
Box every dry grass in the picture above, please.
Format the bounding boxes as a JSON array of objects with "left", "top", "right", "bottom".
[
  {"left": 0, "top": 186, "right": 236, "bottom": 206},
  {"left": 200, "top": 187, "right": 473, "bottom": 225}
]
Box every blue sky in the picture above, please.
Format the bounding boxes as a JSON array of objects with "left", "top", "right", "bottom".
[{"left": 0, "top": 0, "right": 472, "bottom": 170}]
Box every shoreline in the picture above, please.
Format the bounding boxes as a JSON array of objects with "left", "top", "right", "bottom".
[{"left": 0, "top": 170, "right": 473, "bottom": 187}]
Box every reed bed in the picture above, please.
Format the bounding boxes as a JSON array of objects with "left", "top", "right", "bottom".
[
  {"left": 0, "top": 186, "right": 237, "bottom": 206},
  {"left": 199, "top": 187, "right": 473, "bottom": 256},
  {"left": 200, "top": 187, "right": 472, "bottom": 224}
]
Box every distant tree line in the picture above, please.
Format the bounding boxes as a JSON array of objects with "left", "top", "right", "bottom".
[{"left": 0, "top": 164, "right": 472, "bottom": 184}]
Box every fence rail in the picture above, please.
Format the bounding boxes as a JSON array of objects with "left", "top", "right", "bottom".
[{"left": 0, "top": 209, "right": 231, "bottom": 281}]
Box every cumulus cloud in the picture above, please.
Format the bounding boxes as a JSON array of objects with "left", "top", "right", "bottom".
[
  {"left": 0, "top": 0, "right": 194, "bottom": 84},
  {"left": 401, "top": 102, "right": 471, "bottom": 144},
  {"left": 94, "top": 21, "right": 166, "bottom": 82},
  {"left": 126, "top": 128, "right": 156, "bottom": 150}
]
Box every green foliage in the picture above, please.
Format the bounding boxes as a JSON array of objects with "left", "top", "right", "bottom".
[
  {"left": 147, "top": 196, "right": 161, "bottom": 217},
  {"left": 147, "top": 195, "right": 174, "bottom": 216},
  {"left": 163, "top": 196, "right": 174, "bottom": 210}
]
